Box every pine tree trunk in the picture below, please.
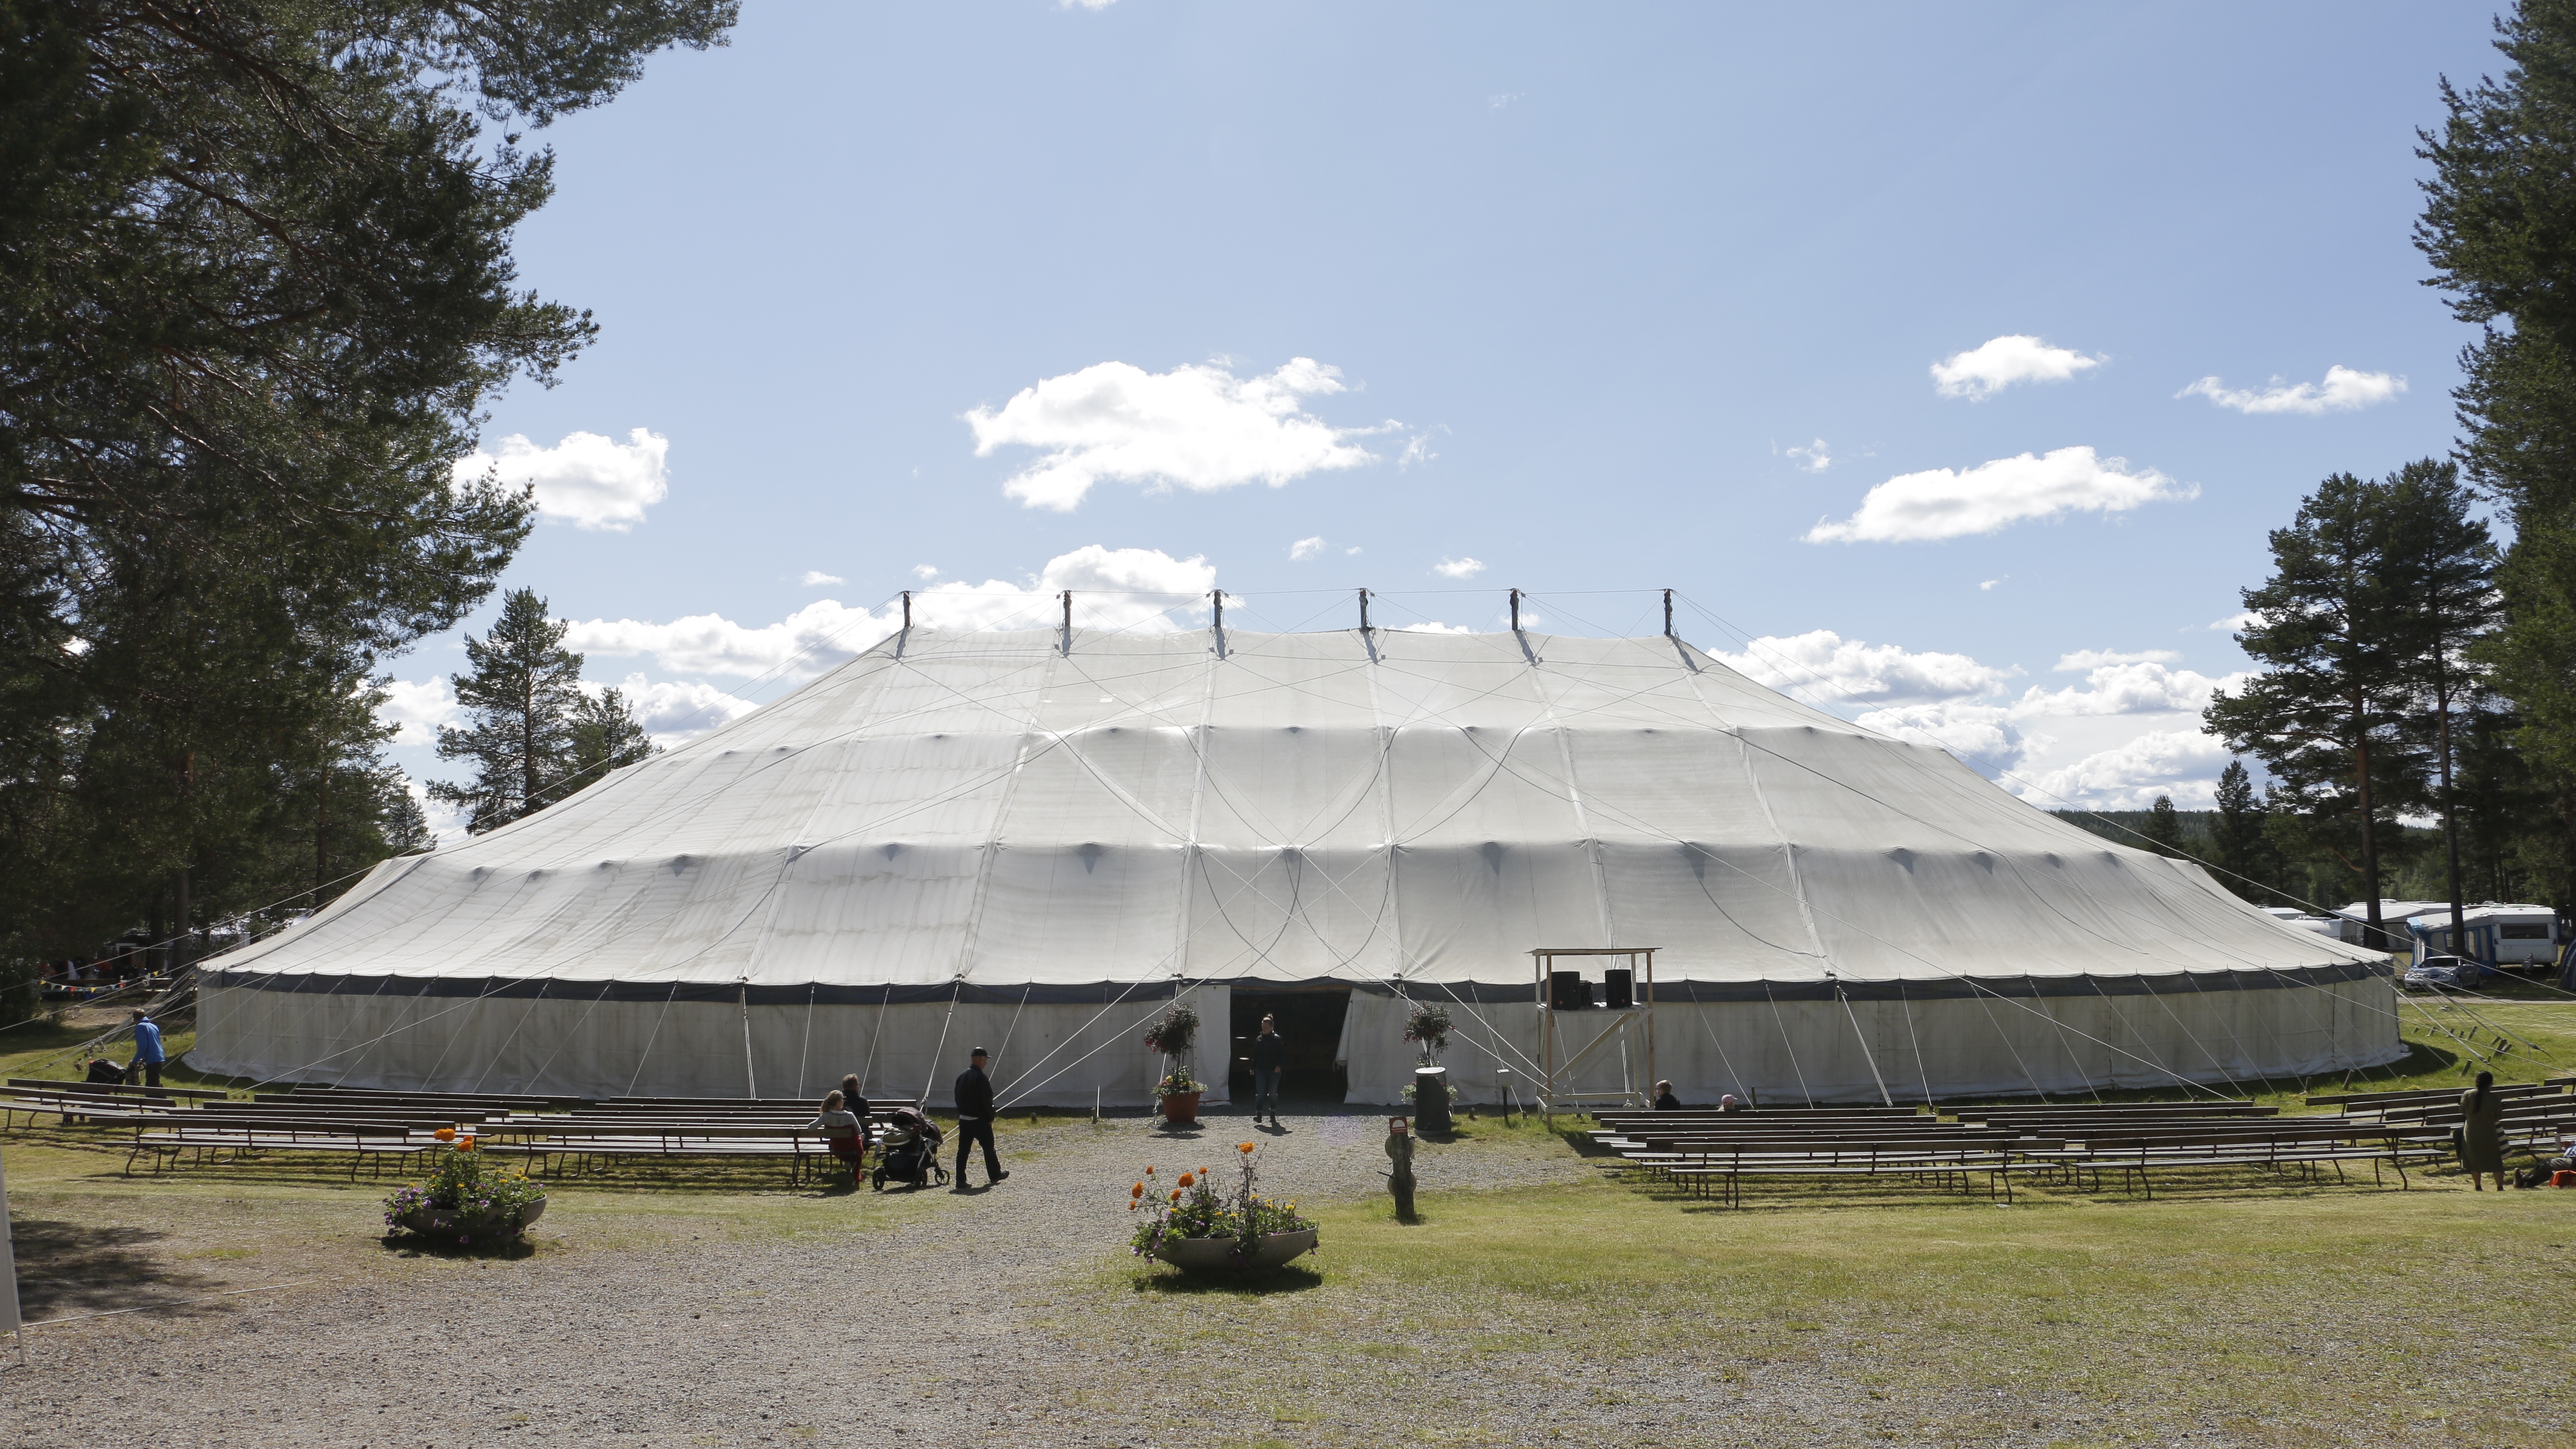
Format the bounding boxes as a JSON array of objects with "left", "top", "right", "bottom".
[
  {"left": 2354, "top": 689, "right": 2384, "bottom": 951},
  {"left": 2436, "top": 650, "right": 2466, "bottom": 955}
]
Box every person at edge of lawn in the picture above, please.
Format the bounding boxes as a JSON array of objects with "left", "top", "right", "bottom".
[
  {"left": 1718, "top": 1093, "right": 1746, "bottom": 1113},
  {"left": 127, "top": 1011, "right": 165, "bottom": 1090},
  {"left": 952, "top": 1047, "right": 1008, "bottom": 1190},
  {"left": 2461, "top": 1069, "right": 2509, "bottom": 1191},
  {"left": 1250, "top": 1014, "right": 1287, "bottom": 1127},
  {"left": 808, "top": 1090, "right": 866, "bottom": 1186},
  {"left": 1653, "top": 1079, "right": 1683, "bottom": 1111}
]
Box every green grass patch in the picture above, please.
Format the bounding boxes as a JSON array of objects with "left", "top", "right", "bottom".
[{"left": 1067, "top": 1153, "right": 2576, "bottom": 1446}]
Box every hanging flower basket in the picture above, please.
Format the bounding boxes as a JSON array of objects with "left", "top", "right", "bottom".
[{"left": 1403, "top": 1003, "right": 1453, "bottom": 1059}]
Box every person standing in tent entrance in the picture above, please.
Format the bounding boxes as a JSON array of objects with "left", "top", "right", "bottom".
[
  {"left": 1250, "top": 1014, "right": 1287, "bottom": 1127},
  {"left": 951, "top": 1047, "right": 1008, "bottom": 1190},
  {"left": 2461, "top": 1069, "right": 2509, "bottom": 1191},
  {"left": 126, "top": 1011, "right": 165, "bottom": 1090}
]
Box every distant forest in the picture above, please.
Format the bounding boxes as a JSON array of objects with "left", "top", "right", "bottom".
[{"left": 2047, "top": 809, "right": 2531, "bottom": 911}]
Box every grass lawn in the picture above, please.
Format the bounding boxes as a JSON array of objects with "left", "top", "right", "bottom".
[{"left": 1067, "top": 1107, "right": 2576, "bottom": 1448}]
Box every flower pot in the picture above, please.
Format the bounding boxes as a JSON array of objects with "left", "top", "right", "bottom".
[
  {"left": 1153, "top": 1229, "right": 1317, "bottom": 1272},
  {"left": 1159, "top": 1091, "right": 1202, "bottom": 1125},
  {"left": 396, "top": 1197, "right": 545, "bottom": 1241}
]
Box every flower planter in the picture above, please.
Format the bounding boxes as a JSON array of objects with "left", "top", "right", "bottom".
[
  {"left": 1159, "top": 1091, "right": 1203, "bottom": 1125},
  {"left": 1153, "top": 1229, "right": 1317, "bottom": 1272},
  {"left": 395, "top": 1197, "right": 546, "bottom": 1241}
]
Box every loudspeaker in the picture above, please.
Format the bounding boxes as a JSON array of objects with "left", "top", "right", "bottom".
[
  {"left": 1549, "top": 970, "right": 1591, "bottom": 1010},
  {"left": 1603, "top": 968, "right": 1634, "bottom": 1009}
]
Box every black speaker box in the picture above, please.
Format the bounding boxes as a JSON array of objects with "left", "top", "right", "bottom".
[
  {"left": 1603, "top": 968, "right": 1634, "bottom": 1009},
  {"left": 1549, "top": 970, "right": 1591, "bottom": 1010}
]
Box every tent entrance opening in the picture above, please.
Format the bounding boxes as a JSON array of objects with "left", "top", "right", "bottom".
[{"left": 1229, "top": 988, "right": 1350, "bottom": 1106}]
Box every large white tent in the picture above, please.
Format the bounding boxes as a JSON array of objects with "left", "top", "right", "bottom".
[{"left": 193, "top": 624, "right": 2399, "bottom": 1105}]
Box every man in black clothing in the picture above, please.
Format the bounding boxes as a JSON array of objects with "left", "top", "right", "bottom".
[
  {"left": 1249, "top": 1014, "right": 1287, "bottom": 1126},
  {"left": 952, "top": 1047, "right": 1007, "bottom": 1189}
]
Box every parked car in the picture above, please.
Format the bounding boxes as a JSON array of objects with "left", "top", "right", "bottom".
[{"left": 2401, "top": 955, "right": 2494, "bottom": 991}]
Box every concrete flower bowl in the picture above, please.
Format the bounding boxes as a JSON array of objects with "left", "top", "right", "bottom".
[
  {"left": 1153, "top": 1229, "right": 1316, "bottom": 1272},
  {"left": 395, "top": 1198, "right": 546, "bottom": 1241}
]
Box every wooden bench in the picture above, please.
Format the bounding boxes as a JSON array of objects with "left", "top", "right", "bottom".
[{"left": 9, "top": 1077, "right": 231, "bottom": 1101}]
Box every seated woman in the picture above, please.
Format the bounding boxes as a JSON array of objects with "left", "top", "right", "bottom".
[
  {"left": 1652, "top": 1079, "right": 1683, "bottom": 1111},
  {"left": 806, "top": 1090, "right": 866, "bottom": 1185}
]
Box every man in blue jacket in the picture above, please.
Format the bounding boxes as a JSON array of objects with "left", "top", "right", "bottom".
[{"left": 128, "top": 1011, "right": 165, "bottom": 1090}]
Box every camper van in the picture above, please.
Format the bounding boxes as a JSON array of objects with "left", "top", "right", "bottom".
[{"left": 2405, "top": 904, "right": 2565, "bottom": 969}]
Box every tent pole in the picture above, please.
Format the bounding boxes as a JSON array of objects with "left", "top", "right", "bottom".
[
  {"left": 1662, "top": 590, "right": 1673, "bottom": 637},
  {"left": 1358, "top": 588, "right": 1370, "bottom": 631},
  {"left": 1061, "top": 590, "right": 1072, "bottom": 654}
]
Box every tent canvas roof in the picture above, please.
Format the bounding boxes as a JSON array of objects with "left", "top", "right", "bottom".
[{"left": 217, "top": 626, "right": 2375, "bottom": 991}]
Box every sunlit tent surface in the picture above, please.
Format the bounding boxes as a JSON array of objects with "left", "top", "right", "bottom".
[{"left": 195, "top": 627, "right": 2398, "bottom": 1105}]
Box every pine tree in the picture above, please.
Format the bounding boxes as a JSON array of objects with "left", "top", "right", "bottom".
[
  {"left": 2139, "top": 796, "right": 2187, "bottom": 857},
  {"left": 2207, "top": 760, "right": 2282, "bottom": 903},
  {"left": 2379, "top": 461, "right": 2503, "bottom": 950},
  {"left": 2206, "top": 470, "right": 2428, "bottom": 949},
  {"left": 564, "top": 688, "right": 659, "bottom": 800},
  {"left": 431, "top": 590, "right": 587, "bottom": 834}
]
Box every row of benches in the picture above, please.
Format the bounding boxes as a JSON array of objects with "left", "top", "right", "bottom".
[{"left": 1581, "top": 1099, "right": 2523, "bottom": 1205}]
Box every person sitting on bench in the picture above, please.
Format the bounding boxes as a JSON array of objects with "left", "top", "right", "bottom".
[
  {"left": 1653, "top": 1080, "right": 1683, "bottom": 1111},
  {"left": 1717, "top": 1093, "right": 1747, "bottom": 1113},
  {"left": 807, "top": 1090, "right": 866, "bottom": 1185}
]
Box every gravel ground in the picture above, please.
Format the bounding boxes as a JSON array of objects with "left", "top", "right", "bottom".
[
  {"left": 7, "top": 1113, "right": 2536, "bottom": 1449},
  {"left": 0, "top": 1111, "right": 1590, "bottom": 1449}
]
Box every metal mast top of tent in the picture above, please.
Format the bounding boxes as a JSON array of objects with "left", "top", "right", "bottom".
[{"left": 1530, "top": 946, "right": 1658, "bottom": 1119}]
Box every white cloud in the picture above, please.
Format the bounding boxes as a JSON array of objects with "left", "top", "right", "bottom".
[
  {"left": 1856, "top": 701, "right": 2024, "bottom": 770},
  {"left": 2178, "top": 365, "right": 2404, "bottom": 416},
  {"left": 1433, "top": 557, "right": 1486, "bottom": 579},
  {"left": 377, "top": 676, "right": 459, "bottom": 746},
  {"left": 1713, "top": 630, "right": 2013, "bottom": 706},
  {"left": 2010, "top": 660, "right": 2250, "bottom": 718},
  {"left": 1785, "top": 438, "right": 1831, "bottom": 473},
  {"left": 913, "top": 564, "right": 940, "bottom": 580},
  {"left": 1060, "top": 0, "right": 1115, "bottom": 9},
  {"left": 1400, "top": 620, "right": 1476, "bottom": 635},
  {"left": 1345, "top": 546, "right": 1363, "bottom": 556},
  {"left": 1803, "top": 446, "right": 2194, "bottom": 544},
  {"left": 1289, "top": 536, "right": 1328, "bottom": 562},
  {"left": 567, "top": 546, "right": 1217, "bottom": 679},
  {"left": 1930, "top": 335, "right": 2104, "bottom": 401},
  {"left": 1400, "top": 429, "right": 1443, "bottom": 469},
  {"left": 2013, "top": 730, "right": 2231, "bottom": 810},
  {"left": 800, "top": 571, "right": 845, "bottom": 587},
  {"left": 966, "top": 357, "right": 1384, "bottom": 510},
  {"left": 1489, "top": 93, "right": 1520, "bottom": 109},
  {"left": 2053, "top": 648, "right": 2179, "bottom": 671},
  {"left": 456, "top": 428, "right": 669, "bottom": 531},
  {"left": 1979, "top": 578, "right": 2004, "bottom": 591},
  {"left": 599, "top": 673, "right": 756, "bottom": 745},
  {"left": 2207, "top": 610, "right": 2262, "bottom": 633}
]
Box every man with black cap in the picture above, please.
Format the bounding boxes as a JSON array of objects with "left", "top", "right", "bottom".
[{"left": 952, "top": 1047, "right": 1008, "bottom": 1189}]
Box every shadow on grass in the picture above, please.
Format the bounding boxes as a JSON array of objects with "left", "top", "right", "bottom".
[
  {"left": 9, "top": 1218, "right": 229, "bottom": 1320},
  {"left": 1124, "top": 1262, "right": 1326, "bottom": 1296}
]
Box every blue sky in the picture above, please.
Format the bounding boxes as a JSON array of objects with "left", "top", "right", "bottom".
[{"left": 382, "top": 1, "right": 2506, "bottom": 826}]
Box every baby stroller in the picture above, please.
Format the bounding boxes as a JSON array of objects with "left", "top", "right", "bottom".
[{"left": 871, "top": 1105, "right": 947, "bottom": 1191}]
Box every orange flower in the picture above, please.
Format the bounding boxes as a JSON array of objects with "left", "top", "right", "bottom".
[
  {"left": 1176, "top": 1172, "right": 1194, "bottom": 1188},
  {"left": 434, "top": 1127, "right": 456, "bottom": 1142},
  {"left": 1168, "top": 1189, "right": 1182, "bottom": 1202},
  {"left": 1238, "top": 1142, "right": 1255, "bottom": 1154},
  {"left": 1131, "top": 1182, "right": 1145, "bottom": 1198},
  {"left": 459, "top": 1137, "right": 478, "bottom": 1152},
  {"left": 1128, "top": 1201, "right": 1139, "bottom": 1211},
  {"left": 1145, "top": 1165, "right": 1156, "bottom": 1175}
]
